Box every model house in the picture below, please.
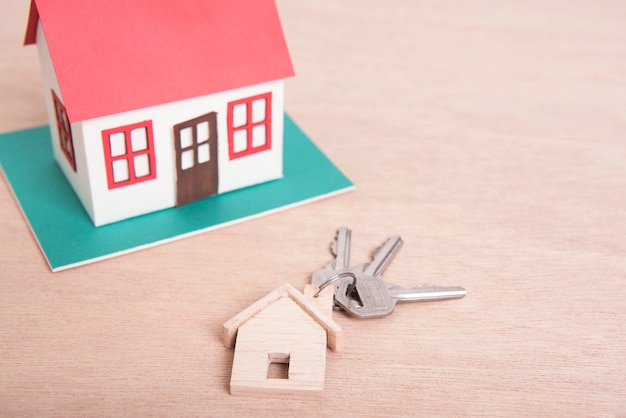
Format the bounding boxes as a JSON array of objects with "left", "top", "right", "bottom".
[
  {"left": 24, "top": 0, "right": 294, "bottom": 226},
  {"left": 223, "top": 284, "right": 343, "bottom": 398}
]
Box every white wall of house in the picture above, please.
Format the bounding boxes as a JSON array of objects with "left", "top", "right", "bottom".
[
  {"left": 217, "top": 83, "right": 284, "bottom": 194},
  {"left": 81, "top": 80, "right": 285, "bottom": 226},
  {"left": 35, "top": 22, "right": 285, "bottom": 226},
  {"left": 35, "top": 23, "right": 96, "bottom": 221}
]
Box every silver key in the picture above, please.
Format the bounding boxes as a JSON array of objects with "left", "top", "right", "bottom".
[
  {"left": 334, "top": 277, "right": 467, "bottom": 319},
  {"left": 387, "top": 283, "right": 467, "bottom": 301},
  {"left": 331, "top": 235, "right": 403, "bottom": 314},
  {"left": 356, "top": 236, "right": 403, "bottom": 278},
  {"left": 311, "top": 227, "right": 352, "bottom": 287}
]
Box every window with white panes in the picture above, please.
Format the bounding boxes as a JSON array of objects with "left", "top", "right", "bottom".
[
  {"left": 227, "top": 92, "right": 272, "bottom": 159},
  {"left": 101, "top": 121, "right": 156, "bottom": 189},
  {"left": 178, "top": 116, "right": 211, "bottom": 171}
]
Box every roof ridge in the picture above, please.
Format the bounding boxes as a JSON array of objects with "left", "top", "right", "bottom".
[
  {"left": 223, "top": 283, "right": 344, "bottom": 351},
  {"left": 24, "top": 0, "right": 294, "bottom": 121}
]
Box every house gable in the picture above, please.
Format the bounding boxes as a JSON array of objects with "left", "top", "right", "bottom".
[
  {"left": 223, "top": 283, "right": 344, "bottom": 351},
  {"left": 24, "top": 0, "right": 294, "bottom": 122},
  {"left": 223, "top": 283, "right": 343, "bottom": 398},
  {"left": 230, "top": 297, "right": 328, "bottom": 397}
]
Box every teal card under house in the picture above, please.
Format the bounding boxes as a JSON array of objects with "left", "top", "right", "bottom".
[{"left": 0, "top": 115, "right": 354, "bottom": 271}]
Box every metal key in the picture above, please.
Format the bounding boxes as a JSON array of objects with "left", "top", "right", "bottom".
[
  {"left": 314, "top": 231, "right": 405, "bottom": 312},
  {"left": 332, "top": 235, "right": 403, "bottom": 313},
  {"left": 355, "top": 236, "right": 403, "bottom": 279},
  {"left": 334, "top": 276, "right": 467, "bottom": 319},
  {"left": 311, "top": 227, "right": 352, "bottom": 287}
]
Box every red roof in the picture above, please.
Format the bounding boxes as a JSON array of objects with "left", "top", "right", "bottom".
[{"left": 25, "top": 0, "right": 294, "bottom": 122}]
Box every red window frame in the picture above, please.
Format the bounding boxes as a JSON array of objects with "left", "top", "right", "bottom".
[
  {"left": 227, "top": 92, "right": 272, "bottom": 160},
  {"left": 51, "top": 90, "right": 76, "bottom": 171},
  {"left": 101, "top": 121, "right": 157, "bottom": 189}
]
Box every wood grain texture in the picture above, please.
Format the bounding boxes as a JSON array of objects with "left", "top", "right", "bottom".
[
  {"left": 1, "top": 0, "right": 625, "bottom": 415},
  {"left": 229, "top": 296, "right": 328, "bottom": 398},
  {"left": 223, "top": 283, "right": 342, "bottom": 351},
  {"left": 224, "top": 284, "right": 339, "bottom": 397}
]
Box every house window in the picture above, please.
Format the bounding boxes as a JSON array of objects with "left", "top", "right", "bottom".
[
  {"left": 102, "top": 121, "right": 156, "bottom": 189},
  {"left": 51, "top": 91, "right": 76, "bottom": 171},
  {"left": 267, "top": 352, "right": 290, "bottom": 379},
  {"left": 175, "top": 112, "right": 214, "bottom": 171},
  {"left": 228, "top": 92, "right": 272, "bottom": 159}
]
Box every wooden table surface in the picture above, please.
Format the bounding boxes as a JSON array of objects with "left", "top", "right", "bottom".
[{"left": 1, "top": 0, "right": 625, "bottom": 416}]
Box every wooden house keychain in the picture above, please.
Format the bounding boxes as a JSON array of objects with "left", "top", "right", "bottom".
[{"left": 223, "top": 227, "right": 467, "bottom": 398}]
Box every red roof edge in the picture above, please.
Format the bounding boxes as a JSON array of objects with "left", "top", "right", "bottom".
[{"left": 24, "top": 0, "right": 39, "bottom": 45}]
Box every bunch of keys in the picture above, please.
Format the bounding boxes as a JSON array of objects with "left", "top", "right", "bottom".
[{"left": 311, "top": 227, "right": 467, "bottom": 318}]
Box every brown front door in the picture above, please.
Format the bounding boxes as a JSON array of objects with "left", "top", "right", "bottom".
[{"left": 174, "top": 112, "right": 218, "bottom": 206}]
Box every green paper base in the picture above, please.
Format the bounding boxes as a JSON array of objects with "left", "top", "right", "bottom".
[{"left": 0, "top": 114, "right": 354, "bottom": 271}]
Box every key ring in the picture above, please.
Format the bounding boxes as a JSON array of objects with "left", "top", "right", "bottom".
[{"left": 313, "top": 271, "right": 357, "bottom": 298}]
